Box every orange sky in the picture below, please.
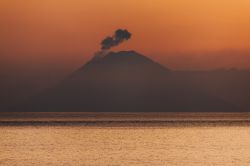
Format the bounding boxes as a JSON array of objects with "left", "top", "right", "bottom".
[{"left": 1, "top": 0, "right": 250, "bottom": 71}]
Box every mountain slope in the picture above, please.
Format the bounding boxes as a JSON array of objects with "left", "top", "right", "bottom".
[{"left": 21, "top": 51, "right": 238, "bottom": 112}]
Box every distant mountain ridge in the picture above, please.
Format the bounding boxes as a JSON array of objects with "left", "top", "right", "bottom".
[{"left": 19, "top": 51, "right": 239, "bottom": 112}]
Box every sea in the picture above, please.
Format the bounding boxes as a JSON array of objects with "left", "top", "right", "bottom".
[{"left": 1, "top": 112, "right": 250, "bottom": 166}]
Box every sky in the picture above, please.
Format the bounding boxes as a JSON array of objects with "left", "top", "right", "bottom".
[{"left": 1, "top": 0, "right": 250, "bottom": 73}]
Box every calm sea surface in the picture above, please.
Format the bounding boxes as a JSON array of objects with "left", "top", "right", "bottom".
[{"left": 1, "top": 122, "right": 250, "bottom": 165}]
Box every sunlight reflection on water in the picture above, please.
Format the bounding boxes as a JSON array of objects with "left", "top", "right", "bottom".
[{"left": 1, "top": 122, "right": 250, "bottom": 165}]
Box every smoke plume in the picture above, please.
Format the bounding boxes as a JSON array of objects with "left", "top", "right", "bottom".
[{"left": 101, "top": 29, "right": 132, "bottom": 50}]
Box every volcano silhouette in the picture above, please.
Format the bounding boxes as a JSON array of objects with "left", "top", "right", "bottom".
[{"left": 23, "top": 51, "right": 238, "bottom": 112}]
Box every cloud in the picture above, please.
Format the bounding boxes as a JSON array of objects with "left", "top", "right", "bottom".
[{"left": 101, "top": 29, "right": 132, "bottom": 50}]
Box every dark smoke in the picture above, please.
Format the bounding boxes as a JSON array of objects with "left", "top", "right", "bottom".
[{"left": 101, "top": 29, "right": 132, "bottom": 50}]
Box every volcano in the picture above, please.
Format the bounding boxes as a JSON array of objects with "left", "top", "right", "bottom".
[{"left": 22, "top": 51, "right": 238, "bottom": 112}]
